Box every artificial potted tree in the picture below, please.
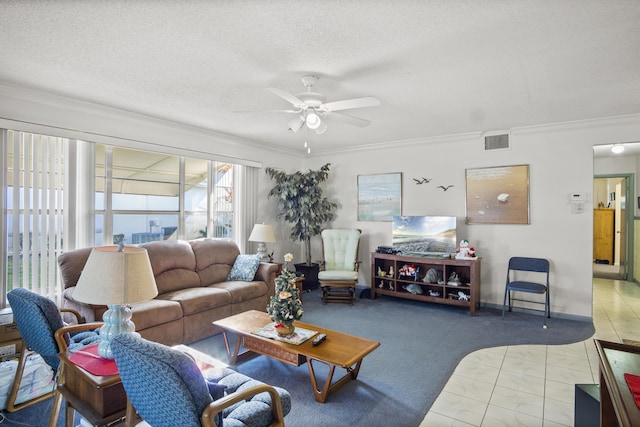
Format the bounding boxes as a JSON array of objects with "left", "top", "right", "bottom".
[{"left": 265, "top": 163, "right": 337, "bottom": 290}]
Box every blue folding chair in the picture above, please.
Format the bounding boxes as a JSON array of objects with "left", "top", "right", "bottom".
[{"left": 501, "top": 257, "right": 551, "bottom": 328}]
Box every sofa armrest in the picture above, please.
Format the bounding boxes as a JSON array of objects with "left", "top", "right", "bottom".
[
  {"left": 255, "top": 262, "right": 278, "bottom": 299},
  {"left": 60, "top": 307, "right": 84, "bottom": 324},
  {"left": 201, "top": 383, "right": 285, "bottom": 427}
]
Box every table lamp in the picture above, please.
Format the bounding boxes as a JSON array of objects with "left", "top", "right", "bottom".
[
  {"left": 248, "top": 224, "right": 276, "bottom": 262},
  {"left": 72, "top": 244, "right": 158, "bottom": 359}
]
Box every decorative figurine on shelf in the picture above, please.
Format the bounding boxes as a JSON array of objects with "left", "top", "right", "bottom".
[
  {"left": 447, "top": 272, "right": 461, "bottom": 286},
  {"left": 266, "top": 253, "right": 303, "bottom": 336},
  {"left": 388, "top": 281, "right": 394, "bottom": 290},
  {"left": 428, "top": 289, "right": 441, "bottom": 297},
  {"left": 423, "top": 268, "right": 441, "bottom": 284},
  {"left": 457, "top": 291, "right": 470, "bottom": 301},
  {"left": 389, "top": 266, "right": 394, "bottom": 277},
  {"left": 377, "top": 266, "right": 386, "bottom": 277},
  {"left": 378, "top": 281, "right": 384, "bottom": 288},
  {"left": 398, "top": 264, "right": 419, "bottom": 280},
  {"left": 455, "top": 239, "right": 477, "bottom": 259},
  {"left": 402, "top": 284, "right": 423, "bottom": 295}
]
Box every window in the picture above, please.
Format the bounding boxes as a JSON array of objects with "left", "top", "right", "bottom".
[
  {"left": 95, "top": 145, "right": 235, "bottom": 246},
  {"left": 2, "top": 131, "right": 258, "bottom": 306}
]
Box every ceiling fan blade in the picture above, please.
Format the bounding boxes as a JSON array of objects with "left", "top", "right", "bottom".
[
  {"left": 267, "top": 88, "right": 307, "bottom": 108},
  {"left": 322, "top": 96, "right": 380, "bottom": 112},
  {"left": 330, "top": 111, "right": 372, "bottom": 127},
  {"left": 233, "top": 109, "right": 301, "bottom": 114}
]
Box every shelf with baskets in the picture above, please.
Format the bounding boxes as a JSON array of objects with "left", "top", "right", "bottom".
[{"left": 370, "top": 252, "right": 481, "bottom": 316}]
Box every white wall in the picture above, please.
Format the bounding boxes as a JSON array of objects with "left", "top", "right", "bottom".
[
  {"left": 2, "top": 83, "right": 640, "bottom": 319},
  {"left": 303, "top": 115, "right": 640, "bottom": 320}
]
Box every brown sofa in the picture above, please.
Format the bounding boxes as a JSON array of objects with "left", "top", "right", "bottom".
[{"left": 58, "top": 239, "right": 277, "bottom": 346}]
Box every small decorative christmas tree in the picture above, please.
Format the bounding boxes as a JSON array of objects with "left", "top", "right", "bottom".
[{"left": 267, "top": 253, "right": 303, "bottom": 335}]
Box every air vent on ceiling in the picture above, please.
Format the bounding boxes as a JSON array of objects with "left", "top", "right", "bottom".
[{"left": 484, "top": 134, "right": 509, "bottom": 150}]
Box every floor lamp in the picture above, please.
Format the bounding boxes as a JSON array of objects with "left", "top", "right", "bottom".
[{"left": 72, "top": 244, "right": 158, "bottom": 359}]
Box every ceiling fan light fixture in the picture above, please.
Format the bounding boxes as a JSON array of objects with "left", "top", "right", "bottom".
[
  {"left": 305, "top": 112, "right": 321, "bottom": 129},
  {"left": 288, "top": 116, "right": 305, "bottom": 132},
  {"left": 315, "top": 122, "right": 327, "bottom": 135},
  {"left": 611, "top": 143, "right": 625, "bottom": 154}
]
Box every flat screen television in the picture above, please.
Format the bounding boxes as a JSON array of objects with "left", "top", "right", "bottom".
[{"left": 392, "top": 216, "right": 457, "bottom": 256}]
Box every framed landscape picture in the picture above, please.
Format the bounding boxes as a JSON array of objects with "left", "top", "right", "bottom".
[
  {"left": 465, "top": 164, "right": 530, "bottom": 224},
  {"left": 357, "top": 172, "right": 402, "bottom": 221}
]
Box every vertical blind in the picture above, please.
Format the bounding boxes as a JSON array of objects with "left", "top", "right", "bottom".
[{"left": 6, "top": 131, "right": 66, "bottom": 302}]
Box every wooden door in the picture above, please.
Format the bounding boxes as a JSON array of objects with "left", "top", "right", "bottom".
[{"left": 593, "top": 209, "right": 614, "bottom": 264}]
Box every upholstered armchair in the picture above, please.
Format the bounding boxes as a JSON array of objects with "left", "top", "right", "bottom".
[
  {"left": 318, "top": 229, "right": 362, "bottom": 304},
  {"left": 110, "top": 333, "right": 291, "bottom": 427},
  {"left": 6, "top": 288, "right": 102, "bottom": 426}
]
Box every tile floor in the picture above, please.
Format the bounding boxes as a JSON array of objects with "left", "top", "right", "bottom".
[{"left": 420, "top": 277, "right": 640, "bottom": 426}]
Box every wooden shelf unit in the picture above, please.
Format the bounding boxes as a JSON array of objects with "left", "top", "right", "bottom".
[
  {"left": 370, "top": 252, "right": 481, "bottom": 316},
  {"left": 593, "top": 208, "right": 614, "bottom": 264}
]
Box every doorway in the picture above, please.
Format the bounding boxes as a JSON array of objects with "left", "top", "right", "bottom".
[{"left": 593, "top": 174, "right": 632, "bottom": 280}]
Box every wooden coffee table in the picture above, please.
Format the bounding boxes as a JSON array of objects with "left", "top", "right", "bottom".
[{"left": 213, "top": 310, "right": 380, "bottom": 403}]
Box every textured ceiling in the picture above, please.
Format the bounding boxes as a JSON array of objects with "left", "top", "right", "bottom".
[{"left": 1, "top": 0, "right": 640, "bottom": 155}]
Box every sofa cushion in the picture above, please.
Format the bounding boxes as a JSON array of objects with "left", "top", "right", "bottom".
[
  {"left": 58, "top": 247, "right": 93, "bottom": 289},
  {"left": 159, "top": 287, "right": 232, "bottom": 316},
  {"left": 211, "top": 281, "right": 268, "bottom": 305},
  {"left": 139, "top": 240, "right": 200, "bottom": 294},
  {"left": 191, "top": 239, "right": 240, "bottom": 285},
  {"left": 227, "top": 255, "right": 260, "bottom": 281},
  {"left": 130, "top": 298, "right": 183, "bottom": 331}
]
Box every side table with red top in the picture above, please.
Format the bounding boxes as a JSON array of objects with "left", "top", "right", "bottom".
[
  {"left": 58, "top": 343, "right": 132, "bottom": 427},
  {"left": 58, "top": 343, "right": 220, "bottom": 427}
]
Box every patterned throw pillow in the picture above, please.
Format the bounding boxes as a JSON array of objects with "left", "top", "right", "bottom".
[{"left": 226, "top": 255, "right": 260, "bottom": 281}]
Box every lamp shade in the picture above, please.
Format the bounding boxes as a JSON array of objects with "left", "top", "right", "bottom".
[
  {"left": 305, "top": 112, "right": 321, "bottom": 129},
  {"left": 248, "top": 224, "right": 276, "bottom": 243},
  {"left": 288, "top": 116, "right": 305, "bottom": 133},
  {"left": 73, "top": 246, "right": 158, "bottom": 305}
]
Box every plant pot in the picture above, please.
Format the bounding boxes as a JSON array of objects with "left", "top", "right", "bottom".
[
  {"left": 294, "top": 263, "right": 319, "bottom": 291},
  {"left": 274, "top": 322, "right": 295, "bottom": 336}
]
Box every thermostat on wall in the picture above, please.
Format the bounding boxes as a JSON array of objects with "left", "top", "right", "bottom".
[{"left": 569, "top": 193, "right": 586, "bottom": 202}]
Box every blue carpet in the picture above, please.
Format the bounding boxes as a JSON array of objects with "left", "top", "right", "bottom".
[
  {"left": 191, "top": 292, "right": 594, "bottom": 427},
  {"left": 2, "top": 291, "right": 594, "bottom": 427}
]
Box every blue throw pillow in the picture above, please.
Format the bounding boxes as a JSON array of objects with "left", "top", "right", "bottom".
[
  {"left": 205, "top": 379, "right": 227, "bottom": 427},
  {"left": 226, "top": 255, "right": 260, "bottom": 281}
]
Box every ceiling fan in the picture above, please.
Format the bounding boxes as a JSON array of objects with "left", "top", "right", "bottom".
[{"left": 263, "top": 75, "right": 381, "bottom": 135}]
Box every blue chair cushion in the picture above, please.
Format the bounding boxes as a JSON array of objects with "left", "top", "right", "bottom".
[
  {"left": 206, "top": 379, "right": 227, "bottom": 426},
  {"left": 227, "top": 255, "right": 260, "bottom": 281},
  {"left": 203, "top": 367, "right": 292, "bottom": 426},
  {"left": 8, "top": 289, "right": 68, "bottom": 370},
  {"left": 111, "top": 334, "right": 215, "bottom": 427}
]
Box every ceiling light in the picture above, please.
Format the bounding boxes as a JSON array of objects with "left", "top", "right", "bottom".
[
  {"left": 315, "top": 122, "right": 327, "bottom": 135},
  {"left": 288, "top": 116, "right": 305, "bottom": 133},
  {"left": 611, "top": 144, "right": 625, "bottom": 154},
  {"left": 305, "top": 112, "right": 321, "bottom": 129}
]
